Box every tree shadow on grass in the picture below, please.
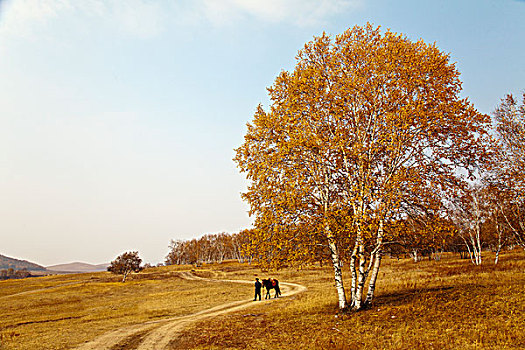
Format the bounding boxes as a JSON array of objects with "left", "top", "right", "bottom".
[{"left": 373, "top": 285, "right": 456, "bottom": 309}]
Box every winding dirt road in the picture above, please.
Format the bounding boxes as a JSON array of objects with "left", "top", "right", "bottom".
[{"left": 74, "top": 272, "right": 306, "bottom": 350}]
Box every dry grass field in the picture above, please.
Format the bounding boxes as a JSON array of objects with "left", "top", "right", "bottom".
[
  {"left": 175, "top": 251, "right": 525, "bottom": 350},
  {"left": 0, "top": 251, "right": 523, "bottom": 350},
  {"left": 0, "top": 265, "right": 251, "bottom": 350}
]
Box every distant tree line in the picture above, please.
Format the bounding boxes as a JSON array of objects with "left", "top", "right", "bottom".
[
  {"left": 165, "top": 231, "right": 255, "bottom": 266},
  {"left": 0, "top": 268, "right": 31, "bottom": 280}
]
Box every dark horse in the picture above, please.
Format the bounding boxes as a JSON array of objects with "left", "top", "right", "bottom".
[{"left": 262, "top": 278, "right": 281, "bottom": 299}]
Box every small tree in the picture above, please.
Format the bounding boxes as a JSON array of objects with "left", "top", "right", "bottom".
[{"left": 107, "top": 251, "right": 143, "bottom": 282}]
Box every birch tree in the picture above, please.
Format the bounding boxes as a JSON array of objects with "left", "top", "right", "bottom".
[
  {"left": 108, "top": 251, "right": 143, "bottom": 282},
  {"left": 449, "top": 185, "right": 492, "bottom": 265},
  {"left": 484, "top": 200, "right": 511, "bottom": 264},
  {"left": 491, "top": 93, "right": 525, "bottom": 249},
  {"left": 235, "top": 24, "right": 490, "bottom": 311}
]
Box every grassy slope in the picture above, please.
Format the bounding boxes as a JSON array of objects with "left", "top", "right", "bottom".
[
  {"left": 0, "top": 265, "right": 252, "bottom": 350},
  {"left": 0, "top": 252, "right": 523, "bottom": 350},
  {"left": 174, "top": 251, "right": 525, "bottom": 350}
]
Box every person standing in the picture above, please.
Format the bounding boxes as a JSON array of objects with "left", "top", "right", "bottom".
[{"left": 254, "top": 278, "right": 262, "bottom": 301}]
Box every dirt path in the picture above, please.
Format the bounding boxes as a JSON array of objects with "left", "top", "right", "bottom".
[{"left": 73, "top": 272, "right": 307, "bottom": 350}]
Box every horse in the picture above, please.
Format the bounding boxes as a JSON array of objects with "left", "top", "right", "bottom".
[{"left": 262, "top": 278, "right": 281, "bottom": 299}]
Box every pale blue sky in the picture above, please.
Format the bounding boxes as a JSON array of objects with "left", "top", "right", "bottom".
[{"left": 1, "top": 0, "right": 524, "bottom": 266}]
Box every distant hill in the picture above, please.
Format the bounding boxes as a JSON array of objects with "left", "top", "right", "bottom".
[
  {"left": 46, "top": 262, "right": 109, "bottom": 273},
  {"left": 0, "top": 253, "right": 47, "bottom": 271}
]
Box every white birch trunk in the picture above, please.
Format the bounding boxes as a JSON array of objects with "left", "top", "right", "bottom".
[
  {"left": 352, "top": 239, "right": 367, "bottom": 311},
  {"left": 411, "top": 249, "right": 419, "bottom": 262},
  {"left": 495, "top": 220, "right": 502, "bottom": 265},
  {"left": 475, "top": 223, "right": 482, "bottom": 265},
  {"left": 350, "top": 198, "right": 367, "bottom": 311},
  {"left": 464, "top": 230, "right": 482, "bottom": 265},
  {"left": 321, "top": 170, "right": 347, "bottom": 310},
  {"left": 473, "top": 197, "right": 483, "bottom": 265},
  {"left": 364, "top": 219, "right": 384, "bottom": 307},
  {"left": 364, "top": 252, "right": 381, "bottom": 306},
  {"left": 499, "top": 203, "right": 525, "bottom": 250},
  {"left": 349, "top": 241, "right": 358, "bottom": 304},
  {"left": 328, "top": 236, "right": 347, "bottom": 310}
]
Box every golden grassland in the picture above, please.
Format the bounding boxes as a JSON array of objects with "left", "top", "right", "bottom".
[
  {"left": 175, "top": 251, "right": 525, "bottom": 350},
  {"left": 1, "top": 251, "right": 524, "bottom": 350},
  {"left": 0, "top": 265, "right": 252, "bottom": 350}
]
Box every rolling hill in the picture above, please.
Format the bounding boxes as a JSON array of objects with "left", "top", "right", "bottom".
[
  {"left": 46, "top": 262, "right": 109, "bottom": 273},
  {"left": 0, "top": 253, "right": 47, "bottom": 271}
]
